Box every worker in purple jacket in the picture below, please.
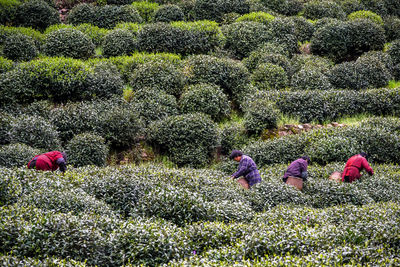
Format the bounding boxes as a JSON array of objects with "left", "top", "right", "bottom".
[
  {"left": 230, "top": 150, "right": 261, "bottom": 189},
  {"left": 282, "top": 156, "right": 311, "bottom": 183}
]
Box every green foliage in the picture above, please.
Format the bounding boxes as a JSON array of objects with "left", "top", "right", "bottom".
[
  {"left": 102, "top": 29, "right": 137, "bottom": 57},
  {"left": 259, "top": 0, "right": 303, "bottom": 16},
  {"left": 291, "top": 66, "right": 333, "bottom": 90},
  {"left": 148, "top": 113, "right": 219, "bottom": 167},
  {"left": 131, "top": 1, "right": 160, "bottom": 22},
  {"left": 0, "top": 112, "right": 12, "bottom": 145},
  {"left": 251, "top": 63, "right": 288, "bottom": 90},
  {"left": 193, "top": 0, "right": 250, "bottom": 22},
  {"left": 0, "top": 0, "right": 20, "bottom": 25},
  {"left": 289, "top": 54, "right": 334, "bottom": 78},
  {"left": 87, "top": 62, "right": 124, "bottom": 99},
  {"left": 66, "top": 3, "right": 95, "bottom": 25},
  {"left": 243, "top": 100, "right": 279, "bottom": 135},
  {"left": 348, "top": 18, "right": 385, "bottom": 56},
  {"left": 0, "top": 143, "right": 40, "bottom": 168},
  {"left": 15, "top": 0, "right": 59, "bottom": 30},
  {"left": 384, "top": 16, "right": 400, "bottom": 42},
  {"left": 43, "top": 28, "right": 95, "bottom": 59},
  {"left": 130, "top": 87, "right": 179, "bottom": 125},
  {"left": 154, "top": 4, "right": 184, "bottom": 22},
  {"left": 0, "top": 169, "right": 22, "bottom": 206},
  {"left": 291, "top": 16, "right": 315, "bottom": 43},
  {"left": 303, "top": 0, "right": 346, "bottom": 20},
  {"left": 222, "top": 21, "right": 271, "bottom": 59},
  {"left": 185, "top": 55, "right": 250, "bottom": 103},
  {"left": 0, "top": 25, "right": 44, "bottom": 46},
  {"left": 244, "top": 44, "right": 291, "bottom": 72},
  {"left": 387, "top": 39, "right": 400, "bottom": 65},
  {"left": 348, "top": 10, "right": 383, "bottom": 25},
  {"left": 129, "top": 60, "right": 185, "bottom": 96},
  {"left": 235, "top": 11, "right": 275, "bottom": 24},
  {"left": 66, "top": 133, "right": 108, "bottom": 167},
  {"left": 3, "top": 33, "right": 38, "bottom": 61},
  {"left": 9, "top": 115, "right": 61, "bottom": 150},
  {"left": 220, "top": 121, "right": 248, "bottom": 155},
  {"left": 75, "top": 23, "right": 110, "bottom": 46},
  {"left": 179, "top": 83, "right": 230, "bottom": 121}
]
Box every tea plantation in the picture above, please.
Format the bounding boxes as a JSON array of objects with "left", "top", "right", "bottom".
[{"left": 1, "top": 0, "right": 400, "bottom": 265}]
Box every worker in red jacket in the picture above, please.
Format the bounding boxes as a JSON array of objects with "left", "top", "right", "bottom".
[
  {"left": 342, "top": 152, "right": 373, "bottom": 183},
  {"left": 27, "top": 151, "right": 67, "bottom": 173}
]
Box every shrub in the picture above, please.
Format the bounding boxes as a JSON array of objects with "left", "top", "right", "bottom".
[
  {"left": 303, "top": 1, "right": 346, "bottom": 20},
  {"left": 0, "top": 57, "right": 13, "bottom": 73},
  {"left": 50, "top": 99, "right": 144, "bottom": 148},
  {"left": 243, "top": 100, "right": 279, "bottom": 135},
  {"left": 290, "top": 16, "right": 314, "bottom": 43},
  {"left": 136, "top": 22, "right": 181, "bottom": 53},
  {"left": 3, "top": 33, "right": 37, "bottom": 61},
  {"left": 328, "top": 61, "right": 363, "bottom": 89},
  {"left": 66, "top": 133, "right": 108, "bottom": 167},
  {"left": 306, "top": 136, "right": 361, "bottom": 164},
  {"left": 220, "top": 121, "right": 248, "bottom": 155},
  {"left": 75, "top": 23, "right": 109, "bottom": 47},
  {"left": 113, "top": 22, "right": 141, "bottom": 35},
  {"left": 0, "top": 25, "right": 44, "bottom": 47},
  {"left": 235, "top": 11, "right": 275, "bottom": 24},
  {"left": 131, "top": 1, "right": 160, "bottom": 22},
  {"left": 347, "top": 19, "right": 385, "bottom": 56},
  {"left": 185, "top": 55, "right": 251, "bottom": 103},
  {"left": 0, "top": 0, "right": 20, "bottom": 25},
  {"left": 0, "top": 113, "right": 12, "bottom": 145},
  {"left": 259, "top": 0, "right": 303, "bottom": 16},
  {"left": 15, "top": 0, "right": 59, "bottom": 30},
  {"left": 102, "top": 29, "right": 137, "bottom": 57},
  {"left": 154, "top": 4, "right": 184, "bottom": 22},
  {"left": 193, "top": 0, "right": 250, "bottom": 22},
  {"left": 66, "top": 3, "right": 95, "bottom": 25},
  {"left": 43, "top": 28, "right": 95, "bottom": 59},
  {"left": 244, "top": 46, "right": 291, "bottom": 72},
  {"left": 130, "top": 88, "right": 179, "bottom": 125},
  {"left": 387, "top": 39, "right": 400, "bottom": 65},
  {"left": 9, "top": 115, "right": 61, "bottom": 150},
  {"left": 348, "top": 10, "right": 383, "bottom": 25},
  {"left": 179, "top": 83, "right": 230, "bottom": 121},
  {"left": 129, "top": 60, "right": 185, "bottom": 96},
  {"left": 360, "top": 0, "right": 387, "bottom": 17},
  {"left": 310, "top": 20, "right": 352, "bottom": 62},
  {"left": 251, "top": 63, "right": 288, "bottom": 90},
  {"left": 222, "top": 21, "right": 271, "bottom": 59},
  {"left": 290, "top": 66, "right": 333, "bottom": 90},
  {"left": 384, "top": 16, "right": 400, "bottom": 42},
  {"left": 0, "top": 143, "right": 40, "bottom": 168},
  {"left": 352, "top": 54, "right": 391, "bottom": 89},
  {"left": 148, "top": 113, "right": 219, "bottom": 167},
  {"left": 87, "top": 62, "right": 124, "bottom": 99},
  {"left": 335, "top": 0, "right": 364, "bottom": 15},
  {"left": 289, "top": 54, "right": 334, "bottom": 78}
]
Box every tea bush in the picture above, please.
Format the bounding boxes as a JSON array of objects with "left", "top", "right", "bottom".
[
  {"left": 0, "top": 0, "right": 20, "bottom": 25},
  {"left": 0, "top": 169, "right": 23, "bottom": 206},
  {"left": 303, "top": 0, "right": 346, "bottom": 20},
  {"left": 235, "top": 11, "right": 275, "bottom": 24},
  {"left": 87, "top": 62, "right": 124, "bottom": 99},
  {"left": 3, "top": 33, "right": 38, "bottom": 61},
  {"left": 259, "top": 0, "right": 303, "bottom": 16},
  {"left": 221, "top": 21, "right": 271, "bottom": 59},
  {"left": 131, "top": 1, "right": 159, "bottom": 22},
  {"left": 0, "top": 25, "right": 44, "bottom": 47},
  {"left": 185, "top": 55, "right": 250, "bottom": 103},
  {"left": 335, "top": 0, "right": 364, "bottom": 15},
  {"left": 148, "top": 113, "right": 219, "bottom": 167},
  {"left": 179, "top": 83, "right": 230, "bottom": 121},
  {"left": 66, "top": 3, "right": 95, "bottom": 25},
  {"left": 0, "top": 143, "right": 40, "bottom": 168},
  {"left": 384, "top": 16, "right": 400, "bottom": 42},
  {"left": 220, "top": 121, "right": 248, "bottom": 155},
  {"left": 290, "top": 66, "right": 332, "bottom": 90},
  {"left": 154, "top": 4, "right": 184, "bottom": 22},
  {"left": 0, "top": 57, "right": 13, "bottom": 73},
  {"left": 102, "top": 29, "right": 137, "bottom": 57},
  {"left": 130, "top": 87, "right": 179, "bottom": 125},
  {"left": 75, "top": 23, "right": 109, "bottom": 46},
  {"left": 15, "top": 0, "right": 59, "bottom": 30},
  {"left": 244, "top": 47, "right": 291, "bottom": 73},
  {"left": 0, "top": 112, "right": 12, "bottom": 145},
  {"left": 251, "top": 63, "right": 288, "bottom": 90},
  {"left": 43, "top": 28, "right": 95, "bottom": 59},
  {"left": 129, "top": 60, "right": 185, "bottom": 96},
  {"left": 193, "top": 0, "right": 250, "bottom": 22},
  {"left": 387, "top": 39, "right": 400, "bottom": 65},
  {"left": 66, "top": 133, "right": 108, "bottom": 167},
  {"left": 9, "top": 115, "right": 61, "bottom": 151},
  {"left": 347, "top": 10, "right": 383, "bottom": 25},
  {"left": 347, "top": 18, "right": 385, "bottom": 56},
  {"left": 289, "top": 54, "right": 334, "bottom": 78},
  {"left": 243, "top": 100, "right": 279, "bottom": 135},
  {"left": 291, "top": 15, "right": 315, "bottom": 43}
]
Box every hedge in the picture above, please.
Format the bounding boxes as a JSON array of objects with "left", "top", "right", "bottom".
[
  {"left": 243, "top": 99, "right": 279, "bottom": 135},
  {"left": 0, "top": 25, "right": 44, "bottom": 47},
  {"left": 0, "top": 143, "right": 40, "bottom": 168},
  {"left": 0, "top": 0, "right": 20, "bottom": 25},
  {"left": 243, "top": 44, "right": 291, "bottom": 72},
  {"left": 15, "top": 0, "right": 59, "bottom": 30},
  {"left": 347, "top": 10, "right": 383, "bottom": 25},
  {"left": 251, "top": 63, "right": 288, "bottom": 90},
  {"left": 66, "top": 133, "right": 108, "bottom": 167},
  {"left": 131, "top": 1, "right": 159, "bottom": 22},
  {"left": 87, "top": 62, "right": 124, "bottom": 99},
  {"left": 302, "top": 0, "right": 346, "bottom": 20},
  {"left": 235, "top": 11, "right": 275, "bottom": 24},
  {"left": 102, "top": 29, "right": 137, "bottom": 57},
  {"left": 384, "top": 16, "right": 400, "bottom": 42},
  {"left": 154, "top": 4, "right": 184, "bottom": 22},
  {"left": 193, "top": 0, "right": 250, "bottom": 22},
  {"left": 259, "top": 0, "right": 303, "bottom": 16},
  {"left": 3, "top": 33, "right": 38, "bottom": 61},
  {"left": 290, "top": 66, "right": 333, "bottom": 90}
]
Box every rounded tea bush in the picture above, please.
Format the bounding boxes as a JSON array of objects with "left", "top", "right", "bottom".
[
  {"left": 102, "top": 29, "right": 137, "bottom": 57},
  {"left": 0, "top": 143, "right": 40, "bottom": 168},
  {"left": 353, "top": 54, "right": 391, "bottom": 89},
  {"left": 129, "top": 60, "right": 185, "bottom": 96},
  {"left": 3, "top": 33, "right": 38, "bottom": 62},
  {"left": 154, "top": 4, "right": 184, "bottom": 22},
  {"left": 66, "top": 3, "right": 95, "bottom": 25},
  {"left": 251, "top": 63, "right": 288, "bottom": 90},
  {"left": 0, "top": 0, "right": 20, "bottom": 25},
  {"left": 348, "top": 10, "right": 383, "bottom": 26},
  {"left": 0, "top": 112, "right": 13, "bottom": 145},
  {"left": 193, "top": 0, "right": 250, "bottom": 22},
  {"left": 290, "top": 67, "right": 332, "bottom": 90},
  {"left": 43, "top": 28, "right": 95, "bottom": 59},
  {"left": 94, "top": 5, "right": 143, "bottom": 29},
  {"left": 259, "top": 0, "right": 303, "bottom": 16},
  {"left": 15, "top": 0, "right": 60, "bottom": 30},
  {"left": 243, "top": 100, "right": 279, "bottom": 135},
  {"left": 303, "top": 0, "right": 346, "bottom": 20},
  {"left": 347, "top": 18, "right": 385, "bottom": 56},
  {"left": 220, "top": 121, "right": 248, "bottom": 155},
  {"left": 290, "top": 16, "right": 315, "bottom": 43},
  {"left": 384, "top": 16, "right": 400, "bottom": 42},
  {"left": 179, "top": 83, "right": 230, "bottom": 121},
  {"left": 136, "top": 22, "right": 181, "bottom": 53},
  {"left": 328, "top": 61, "right": 362, "bottom": 89},
  {"left": 387, "top": 39, "right": 400, "bottom": 65},
  {"left": 87, "top": 62, "right": 124, "bottom": 99},
  {"left": 244, "top": 48, "right": 291, "bottom": 72},
  {"left": 9, "top": 115, "right": 61, "bottom": 151},
  {"left": 66, "top": 133, "right": 108, "bottom": 167},
  {"left": 0, "top": 57, "right": 13, "bottom": 73}
]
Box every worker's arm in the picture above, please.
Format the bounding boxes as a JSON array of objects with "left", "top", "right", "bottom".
[
  {"left": 56, "top": 158, "right": 67, "bottom": 173},
  {"left": 361, "top": 158, "right": 373, "bottom": 175},
  {"left": 232, "top": 158, "right": 250, "bottom": 178},
  {"left": 299, "top": 161, "right": 308, "bottom": 181}
]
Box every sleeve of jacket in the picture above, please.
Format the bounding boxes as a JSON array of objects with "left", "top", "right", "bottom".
[
  {"left": 233, "top": 158, "right": 249, "bottom": 178},
  {"left": 361, "top": 158, "right": 373, "bottom": 175},
  {"left": 56, "top": 158, "right": 67, "bottom": 173}
]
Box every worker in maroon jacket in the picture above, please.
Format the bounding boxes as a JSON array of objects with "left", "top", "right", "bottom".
[
  {"left": 282, "top": 156, "right": 310, "bottom": 183},
  {"left": 27, "top": 151, "right": 67, "bottom": 173},
  {"left": 342, "top": 152, "right": 373, "bottom": 183}
]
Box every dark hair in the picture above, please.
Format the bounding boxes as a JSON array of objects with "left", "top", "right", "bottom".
[
  {"left": 359, "top": 152, "right": 368, "bottom": 160},
  {"left": 229, "top": 150, "right": 243, "bottom": 159},
  {"left": 301, "top": 155, "right": 311, "bottom": 164}
]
